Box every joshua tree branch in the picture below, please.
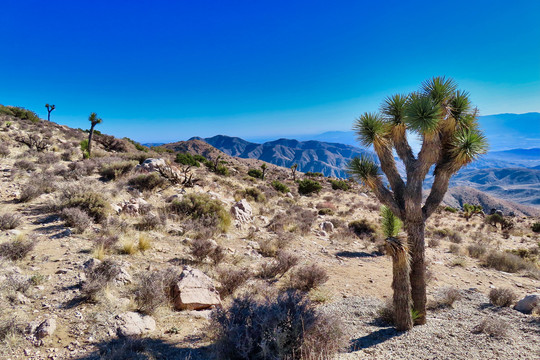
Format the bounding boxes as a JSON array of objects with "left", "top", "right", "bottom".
[{"left": 422, "top": 165, "right": 453, "bottom": 220}]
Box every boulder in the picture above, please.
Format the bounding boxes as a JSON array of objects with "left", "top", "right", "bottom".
[
  {"left": 320, "top": 221, "right": 334, "bottom": 233},
  {"left": 115, "top": 312, "right": 156, "bottom": 337},
  {"left": 514, "top": 294, "right": 540, "bottom": 314},
  {"left": 172, "top": 266, "right": 221, "bottom": 310},
  {"left": 35, "top": 318, "right": 57, "bottom": 339},
  {"left": 230, "top": 199, "right": 253, "bottom": 225},
  {"left": 136, "top": 158, "right": 166, "bottom": 173}
]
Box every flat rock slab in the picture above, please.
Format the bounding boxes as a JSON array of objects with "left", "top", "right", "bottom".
[
  {"left": 115, "top": 312, "right": 156, "bottom": 337},
  {"left": 172, "top": 266, "right": 221, "bottom": 311}
]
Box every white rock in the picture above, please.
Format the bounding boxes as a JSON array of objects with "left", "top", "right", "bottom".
[
  {"left": 172, "top": 266, "right": 221, "bottom": 311},
  {"left": 136, "top": 158, "right": 166, "bottom": 173},
  {"left": 35, "top": 318, "right": 57, "bottom": 339},
  {"left": 230, "top": 199, "right": 253, "bottom": 225},
  {"left": 514, "top": 294, "right": 540, "bottom": 314},
  {"left": 320, "top": 221, "right": 335, "bottom": 233},
  {"left": 115, "top": 312, "right": 156, "bottom": 337}
]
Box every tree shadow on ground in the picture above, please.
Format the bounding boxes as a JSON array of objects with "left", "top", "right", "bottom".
[
  {"left": 74, "top": 337, "right": 210, "bottom": 360},
  {"left": 336, "top": 250, "right": 382, "bottom": 258},
  {"left": 349, "top": 327, "right": 402, "bottom": 352}
]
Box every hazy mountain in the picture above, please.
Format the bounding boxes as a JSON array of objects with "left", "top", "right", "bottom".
[{"left": 191, "top": 135, "right": 372, "bottom": 178}]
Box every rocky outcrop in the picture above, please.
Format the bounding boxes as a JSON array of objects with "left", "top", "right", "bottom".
[
  {"left": 115, "top": 312, "right": 156, "bottom": 337},
  {"left": 514, "top": 294, "right": 540, "bottom": 314},
  {"left": 230, "top": 199, "right": 253, "bottom": 225},
  {"left": 172, "top": 266, "right": 221, "bottom": 310},
  {"left": 136, "top": 158, "right": 166, "bottom": 173}
]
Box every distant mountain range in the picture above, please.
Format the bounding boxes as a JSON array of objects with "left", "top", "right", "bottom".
[{"left": 189, "top": 135, "right": 372, "bottom": 178}]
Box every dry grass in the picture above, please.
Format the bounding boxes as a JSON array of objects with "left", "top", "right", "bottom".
[
  {"left": 138, "top": 234, "right": 152, "bottom": 252},
  {"left": 489, "top": 288, "right": 516, "bottom": 307},
  {"left": 0, "top": 237, "right": 35, "bottom": 261},
  {"left": 472, "top": 317, "right": 507, "bottom": 338},
  {"left": 0, "top": 213, "right": 22, "bottom": 230},
  {"left": 289, "top": 264, "right": 328, "bottom": 292}
]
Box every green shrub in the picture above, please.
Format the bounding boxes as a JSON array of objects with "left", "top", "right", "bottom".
[
  {"left": 467, "top": 243, "right": 487, "bottom": 258},
  {"left": 248, "top": 168, "right": 263, "bottom": 179},
  {"left": 175, "top": 152, "right": 201, "bottom": 167},
  {"left": 532, "top": 222, "right": 540, "bottom": 233},
  {"left": 298, "top": 179, "right": 322, "bottom": 195},
  {"left": 123, "top": 137, "right": 148, "bottom": 152},
  {"left": 318, "top": 208, "right": 334, "bottom": 216},
  {"left": 170, "top": 193, "right": 231, "bottom": 232},
  {"left": 330, "top": 179, "right": 349, "bottom": 191},
  {"left": 4, "top": 106, "right": 40, "bottom": 122},
  {"left": 128, "top": 173, "right": 166, "bottom": 192},
  {"left": 271, "top": 180, "right": 290, "bottom": 194},
  {"left": 444, "top": 206, "right": 458, "bottom": 213},
  {"left": 215, "top": 164, "right": 229, "bottom": 176},
  {"left": 348, "top": 219, "right": 376, "bottom": 237},
  {"left": 484, "top": 251, "right": 531, "bottom": 273},
  {"left": 99, "top": 160, "right": 137, "bottom": 180},
  {"left": 236, "top": 187, "right": 266, "bottom": 203},
  {"left": 305, "top": 171, "right": 323, "bottom": 177},
  {"left": 62, "top": 191, "right": 110, "bottom": 223}
]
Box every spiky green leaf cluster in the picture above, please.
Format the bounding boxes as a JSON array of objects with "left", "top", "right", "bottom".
[
  {"left": 451, "top": 128, "right": 488, "bottom": 167},
  {"left": 380, "top": 205, "right": 402, "bottom": 238},
  {"left": 346, "top": 155, "right": 380, "bottom": 185},
  {"left": 404, "top": 93, "right": 441, "bottom": 134},
  {"left": 353, "top": 113, "right": 387, "bottom": 148},
  {"left": 381, "top": 94, "right": 408, "bottom": 125}
]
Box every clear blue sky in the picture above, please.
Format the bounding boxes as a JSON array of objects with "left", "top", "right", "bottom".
[{"left": 1, "top": 0, "right": 539, "bottom": 143}]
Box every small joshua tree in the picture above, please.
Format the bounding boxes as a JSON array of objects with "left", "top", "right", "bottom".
[
  {"left": 290, "top": 163, "right": 298, "bottom": 181},
  {"left": 381, "top": 205, "right": 412, "bottom": 331},
  {"left": 45, "top": 104, "right": 55, "bottom": 121},
  {"left": 463, "top": 203, "right": 484, "bottom": 221},
  {"left": 348, "top": 77, "right": 487, "bottom": 324},
  {"left": 87, "top": 112, "right": 102, "bottom": 158},
  {"left": 260, "top": 163, "right": 268, "bottom": 181}
]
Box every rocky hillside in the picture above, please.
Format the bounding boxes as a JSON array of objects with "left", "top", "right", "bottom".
[{"left": 0, "top": 112, "right": 539, "bottom": 359}]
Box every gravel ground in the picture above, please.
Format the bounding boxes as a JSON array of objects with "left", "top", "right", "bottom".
[{"left": 323, "top": 288, "right": 540, "bottom": 360}]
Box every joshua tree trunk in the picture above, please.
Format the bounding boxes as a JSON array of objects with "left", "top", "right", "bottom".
[
  {"left": 88, "top": 125, "right": 95, "bottom": 157},
  {"left": 406, "top": 220, "right": 426, "bottom": 325},
  {"left": 386, "top": 237, "right": 413, "bottom": 331}
]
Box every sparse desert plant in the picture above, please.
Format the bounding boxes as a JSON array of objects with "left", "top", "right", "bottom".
[
  {"left": 444, "top": 206, "right": 457, "bottom": 213},
  {"left": 120, "top": 241, "right": 137, "bottom": 255},
  {"left": 60, "top": 207, "right": 92, "bottom": 233},
  {"left": 450, "top": 257, "right": 467, "bottom": 267},
  {"left": 289, "top": 264, "right": 328, "bottom": 292},
  {"left": 133, "top": 268, "right": 180, "bottom": 314},
  {"left": 170, "top": 193, "right": 231, "bottom": 233},
  {"left": 190, "top": 237, "right": 216, "bottom": 263},
  {"left": 248, "top": 168, "right": 263, "bottom": 179},
  {"left": 271, "top": 180, "right": 290, "bottom": 194},
  {"left": 81, "top": 259, "right": 121, "bottom": 300},
  {"left": 93, "top": 234, "right": 119, "bottom": 252},
  {"left": 428, "top": 238, "right": 440, "bottom": 248},
  {"left": 489, "top": 287, "right": 516, "bottom": 307},
  {"left": 0, "top": 315, "right": 23, "bottom": 344},
  {"left": 298, "top": 179, "right": 322, "bottom": 196},
  {"left": 217, "top": 267, "right": 252, "bottom": 298},
  {"left": 0, "top": 237, "right": 35, "bottom": 261},
  {"left": 484, "top": 251, "right": 531, "bottom": 273},
  {"left": 209, "top": 245, "right": 226, "bottom": 265},
  {"left": 472, "top": 317, "right": 507, "bottom": 338},
  {"left": 485, "top": 213, "right": 514, "bottom": 231},
  {"left": 236, "top": 187, "right": 266, "bottom": 203},
  {"left": 60, "top": 190, "right": 110, "bottom": 223},
  {"left": 430, "top": 287, "right": 462, "bottom": 309},
  {"left": 210, "top": 290, "right": 345, "bottom": 360},
  {"left": 532, "top": 222, "right": 540, "bottom": 233},
  {"left": 449, "top": 244, "right": 461, "bottom": 254},
  {"left": 0, "top": 143, "right": 10, "bottom": 157},
  {"left": 13, "top": 159, "right": 36, "bottom": 172},
  {"left": 18, "top": 174, "right": 57, "bottom": 202},
  {"left": 330, "top": 179, "right": 349, "bottom": 191},
  {"left": 348, "top": 219, "right": 376, "bottom": 238},
  {"left": 135, "top": 213, "right": 165, "bottom": 231},
  {"left": 0, "top": 213, "right": 22, "bottom": 230},
  {"left": 463, "top": 203, "right": 483, "bottom": 221},
  {"left": 128, "top": 173, "right": 166, "bottom": 192},
  {"left": 138, "top": 233, "right": 152, "bottom": 252},
  {"left": 347, "top": 77, "right": 487, "bottom": 325},
  {"left": 99, "top": 160, "right": 137, "bottom": 180},
  {"left": 259, "top": 250, "right": 299, "bottom": 279},
  {"left": 467, "top": 243, "right": 487, "bottom": 258}
]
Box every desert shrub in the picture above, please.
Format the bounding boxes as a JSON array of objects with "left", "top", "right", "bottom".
[
  {"left": 215, "top": 164, "right": 229, "bottom": 176},
  {"left": 60, "top": 207, "right": 93, "bottom": 233},
  {"left": 36, "top": 152, "right": 59, "bottom": 166},
  {"left": 95, "top": 134, "right": 128, "bottom": 152},
  {"left": 467, "top": 243, "right": 487, "bottom": 259},
  {"left": 170, "top": 193, "right": 231, "bottom": 232},
  {"left": 449, "top": 232, "right": 462, "bottom": 244},
  {"left": 0, "top": 213, "right": 22, "bottom": 230},
  {"left": 190, "top": 238, "right": 216, "bottom": 263},
  {"left": 259, "top": 250, "right": 300, "bottom": 279},
  {"left": 93, "top": 234, "right": 119, "bottom": 251},
  {"left": 210, "top": 290, "right": 345, "bottom": 360},
  {"left": 290, "top": 264, "right": 328, "bottom": 292},
  {"left": 128, "top": 173, "right": 166, "bottom": 192},
  {"left": 318, "top": 208, "right": 334, "bottom": 216},
  {"left": 532, "top": 222, "right": 540, "bottom": 233},
  {"left": 298, "top": 179, "right": 322, "bottom": 196},
  {"left": 472, "top": 318, "right": 507, "bottom": 338},
  {"left": 449, "top": 244, "right": 461, "bottom": 254},
  {"left": 428, "top": 238, "right": 440, "bottom": 248},
  {"left": 348, "top": 219, "right": 376, "bottom": 238},
  {"left": 305, "top": 171, "right": 323, "bottom": 177},
  {"left": 61, "top": 191, "right": 110, "bottom": 223},
  {"left": 81, "top": 259, "right": 121, "bottom": 300},
  {"left": 330, "top": 179, "right": 349, "bottom": 191},
  {"left": 489, "top": 288, "right": 516, "bottom": 307},
  {"left": 247, "top": 168, "right": 263, "bottom": 179},
  {"left": 18, "top": 174, "right": 57, "bottom": 202},
  {"left": 271, "top": 180, "right": 290, "bottom": 194},
  {"left": 237, "top": 187, "right": 266, "bottom": 203},
  {"left": 7, "top": 106, "right": 40, "bottom": 122},
  {"left": 0, "top": 238, "right": 35, "bottom": 261},
  {"left": 484, "top": 251, "right": 530, "bottom": 273},
  {"left": 217, "top": 267, "right": 252, "bottom": 298},
  {"left": 444, "top": 206, "right": 458, "bottom": 213},
  {"left": 430, "top": 287, "right": 462, "bottom": 309},
  {"left": 99, "top": 160, "right": 137, "bottom": 180},
  {"left": 63, "top": 159, "right": 98, "bottom": 179},
  {"left": 485, "top": 213, "right": 514, "bottom": 231},
  {"left": 135, "top": 213, "right": 165, "bottom": 231},
  {"left": 209, "top": 245, "right": 226, "bottom": 265},
  {"left": 13, "top": 159, "right": 36, "bottom": 171},
  {"left": 0, "top": 143, "right": 10, "bottom": 157},
  {"left": 133, "top": 268, "right": 179, "bottom": 314},
  {"left": 175, "top": 152, "right": 201, "bottom": 167}
]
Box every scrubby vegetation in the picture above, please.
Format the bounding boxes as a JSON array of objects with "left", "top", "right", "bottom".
[{"left": 298, "top": 179, "right": 322, "bottom": 195}]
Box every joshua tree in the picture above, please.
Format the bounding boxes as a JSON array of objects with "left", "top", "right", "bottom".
[
  {"left": 87, "top": 112, "right": 102, "bottom": 158},
  {"left": 381, "top": 205, "right": 412, "bottom": 331},
  {"left": 290, "top": 163, "right": 298, "bottom": 181},
  {"left": 463, "top": 203, "right": 484, "bottom": 221},
  {"left": 348, "top": 77, "right": 487, "bottom": 325},
  {"left": 260, "top": 163, "right": 268, "bottom": 180},
  {"left": 45, "top": 104, "right": 55, "bottom": 121}
]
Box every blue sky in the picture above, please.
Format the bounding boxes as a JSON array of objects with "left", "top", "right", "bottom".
[{"left": 1, "top": 0, "right": 539, "bottom": 143}]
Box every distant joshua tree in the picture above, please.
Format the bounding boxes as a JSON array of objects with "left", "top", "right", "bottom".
[
  {"left": 290, "top": 163, "right": 298, "bottom": 181},
  {"left": 45, "top": 104, "right": 55, "bottom": 121},
  {"left": 463, "top": 203, "right": 484, "bottom": 221},
  {"left": 87, "top": 112, "right": 102, "bottom": 158},
  {"left": 260, "top": 163, "right": 268, "bottom": 180},
  {"left": 348, "top": 77, "right": 487, "bottom": 325}
]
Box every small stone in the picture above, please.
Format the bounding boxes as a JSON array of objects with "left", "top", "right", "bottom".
[{"left": 35, "top": 318, "right": 57, "bottom": 339}]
